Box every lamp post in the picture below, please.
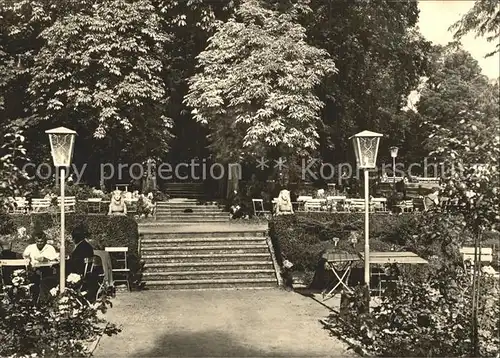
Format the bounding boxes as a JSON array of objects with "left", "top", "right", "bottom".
[
  {"left": 390, "top": 146, "right": 399, "bottom": 189},
  {"left": 45, "top": 127, "right": 76, "bottom": 292},
  {"left": 350, "top": 130, "right": 382, "bottom": 288}
]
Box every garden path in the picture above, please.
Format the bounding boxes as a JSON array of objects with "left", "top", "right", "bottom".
[{"left": 93, "top": 289, "right": 353, "bottom": 357}]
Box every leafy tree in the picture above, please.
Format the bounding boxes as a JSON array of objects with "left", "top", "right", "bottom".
[
  {"left": 451, "top": 0, "right": 500, "bottom": 57},
  {"left": 184, "top": 0, "right": 336, "bottom": 161},
  {"left": 306, "top": 0, "right": 432, "bottom": 163},
  {"left": 421, "top": 45, "right": 500, "bottom": 356},
  {"left": 26, "top": 0, "right": 172, "bottom": 163}
]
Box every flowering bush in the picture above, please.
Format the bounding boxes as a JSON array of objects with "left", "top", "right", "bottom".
[
  {"left": 325, "top": 266, "right": 500, "bottom": 357},
  {"left": 0, "top": 271, "right": 120, "bottom": 357}
]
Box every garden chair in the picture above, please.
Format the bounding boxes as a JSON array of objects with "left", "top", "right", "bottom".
[
  {"left": 460, "top": 247, "right": 498, "bottom": 280},
  {"left": 0, "top": 259, "right": 33, "bottom": 301},
  {"left": 57, "top": 196, "right": 76, "bottom": 213},
  {"left": 31, "top": 198, "right": 51, "bottom": 213},
  {"left": 105, "top": 247, "right": 130, "bottom": 291},
  {"left": 252, "top": 199, "right": 270, "bottom": 217},
  {"left": 92, "top": 250, "right": 115, "bottom": 299}
]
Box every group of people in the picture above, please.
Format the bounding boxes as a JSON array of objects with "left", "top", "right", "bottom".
[{"left": 19, "top": 223, "right": 95, "bottom": 302}]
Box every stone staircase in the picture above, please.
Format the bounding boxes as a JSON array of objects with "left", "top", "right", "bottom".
[
  {"left": 155, "top": 198, "right": 229, "bottom": 222},
  {"left": 165, "top": 182, "right": 205, "bottom": 199},
  {"left": 140, "top": 228, "right": 279, "bottom": 290}
]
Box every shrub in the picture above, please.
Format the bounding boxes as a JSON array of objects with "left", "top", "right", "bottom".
[
  {"left": 269, "top": 213, "right": 401, "bottom": 287},
  {"left": 324, "top": 267, "right": 500, "bottom": 357},
  {"left": 0, "top": 269, "right": 120, "bottom": 357}
]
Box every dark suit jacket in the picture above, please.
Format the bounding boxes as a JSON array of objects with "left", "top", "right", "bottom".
[{"left": 68, "top": 240, "right": 94, "bottom": 276}]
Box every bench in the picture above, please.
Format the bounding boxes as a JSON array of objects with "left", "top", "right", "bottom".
[
  {"left": 31, "top": 198, "right": 51, "bottom": 213},
  {"left": 304, "top": 199, "right": 326, "bottom": 212},
  {"left": 346, "top": 199, "right": 370, "bottom": 212}
]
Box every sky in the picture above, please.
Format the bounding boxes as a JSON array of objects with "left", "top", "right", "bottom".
[{"left": 418, "top": 0, "right": 499, "bottom": 80}]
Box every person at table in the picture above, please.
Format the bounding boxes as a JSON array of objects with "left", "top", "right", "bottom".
[
  {"left": 67, "top": 224, "right": 94, "bottom": 276},
  {"left": 22, "top": 231, "right": 58, "bottom": 303},
  {"left": 23, "top": 231, "right": 59, "bottom": 265}
]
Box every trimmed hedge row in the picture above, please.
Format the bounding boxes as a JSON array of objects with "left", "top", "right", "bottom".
[
  {"left": 5, "top": 214, "right": 138, "bottom": 254},
  {"left": 269, "top": 213, "right": 418, "bottom": 285},
  {"left": 1, "top": 213, "right": 143, "bottom": 288}
]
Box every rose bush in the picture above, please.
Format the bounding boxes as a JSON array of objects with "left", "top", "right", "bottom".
[{"left": 0, "top": 271, "right": 120, "bottom": 357}]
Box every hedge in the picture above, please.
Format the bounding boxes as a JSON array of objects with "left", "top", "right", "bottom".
[
  {"left": 269, "top": 213, "right": 418, "bottom": 286},
  {"left": 1, "top": 213, "right": 142, "bottom": 288}
]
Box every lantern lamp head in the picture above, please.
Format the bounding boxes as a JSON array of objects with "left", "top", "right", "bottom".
[
  {"left": 349, "top": 130, "right": 383, "bottom": 169},
  {"left": 45, "top": 127, "right": 77, "bottom": 167},
  {"left": 390, "top": 146, "right": 399, "bottom": 158}
]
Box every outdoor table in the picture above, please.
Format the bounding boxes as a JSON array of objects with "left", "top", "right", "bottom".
[
  {"left": 359, "top": 251, "right": 429, "bottom": 295},
  {"left": 321, "top": 251, "right": 361, "bottom": 301}
]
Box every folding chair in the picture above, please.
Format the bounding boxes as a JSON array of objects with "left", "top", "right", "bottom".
[
  {"left": 0, "top": 259, "right": 33, "bottom": 300},
  {"left": 92, "top": 250, "right": 115, "bottom": 299},
  {"left": 105, "top": 247, "right": 131, "bottom": 291},
  {"left": 252, "top": 199, "right": 270, "bottom": 217}
]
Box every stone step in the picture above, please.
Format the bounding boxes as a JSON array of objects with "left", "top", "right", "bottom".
[
  {"left": 153, "top": 217, "right": 230, "bottom": 223},
  {"left": 143, "top": 269, "right": 276, "bottom": 280},
  {"left": 142, "top": 253, "right": 272, "bottom": 263},
  {"left": 156, "top": 203, "right": 220, "bottom": 207},
  {"left": 155, "top": 215, "right": 229, "bottom": 220},
  {"left": 141, "top": 245, "right": 269, "bottom": 255},
  {"left": 143, "top": 278, "right": 277, "bottom": 290},
  {"left": 141, "top": 237, "right": 267, "bottom": 246},
  {"left": 140, "top": 231, "right": 266, "bottom": 238},
  {"left": 144, "top": 261, "right": 274, "bottom": 272},
  {"left": 156, "top": 210, "right": 226, "bottom": 215},
  {"left": 155, "top": 212, "right": 226, "bottom": 216}
]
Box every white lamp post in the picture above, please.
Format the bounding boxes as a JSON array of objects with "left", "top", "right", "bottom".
[
  {"left": 45, "top": 127, "right": 76, "bottom": 292},
  {"left": 350, "top": 130, "right": 382, "bottom": 288},
  {"left": 390, "top": 146, "right": 399, "bottom": 188}
]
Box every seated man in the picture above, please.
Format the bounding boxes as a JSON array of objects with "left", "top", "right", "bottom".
[
  {"left": 23, "top": 231, "right": 58, "bottom": 265},
  {"left": 67, "top": 224, "right": 94, "bottom": 276},
  {"left": 23, "top": 231, "right": 59, "bottom": 303}
]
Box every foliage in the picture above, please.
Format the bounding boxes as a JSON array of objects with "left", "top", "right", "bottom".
[
  {"left": 0, "top": 130, "right": 29, "bottom": 198},
  {"left": 451, "top": 0, "right": 500, "bottom": 57},
  {"left": 185, "top": 0, "right": 336, "bottom": 160},
  {"left": 325, "top": 268, "right": 500, "bottom": 357},
  {"left": 269, "top": 214, "right": 409, "bottom": 285},
  {"left": 306, "top": 0, "right": 432, "bottom": 162},
  {"left": 0, "top": 270, "right": 120, "bottom": 357},
  {"left": 27, "top": 0, "right": 172, "bottom": 158}
]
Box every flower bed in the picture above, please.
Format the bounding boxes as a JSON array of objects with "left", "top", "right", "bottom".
[{"left": 0, "top": 269, "right": 120, "bottom": 357}]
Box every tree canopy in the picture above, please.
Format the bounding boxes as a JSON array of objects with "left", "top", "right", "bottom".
[{"left": 184, "top": 0, "right": 336, "bottom": 161}]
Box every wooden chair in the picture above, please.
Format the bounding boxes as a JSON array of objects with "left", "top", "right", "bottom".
[
  {"left": 371, "top": 198, "right": 388, "bottom": 212},
  {"left": 13, "top": 197, "right": 28, "bottom": 214},
  {"left": 296, "top": 196, "right": 313, "bottom": 212},
  {"left": 86, "top": 198, "right": 103, "bottom": 213},
  {"left": 57, "top": 196, "right": 76, "bottom": 213},
  {"left": 460, "top": 247, "right": 498, "bottom": 279},
  {"left": 105, "top": 247, "right": 130, "bottom": 291},
  {"left": 252, "top": 199, "right": 270, "bottom": 217},
  {"left": 0, "top": 259, "right": 32, "bottom": 300},
  {"left": 31, "top": 198, "right": 51, "bottom": 213},
  {"left": 394, "top": 200, "right": 414, "bottom": 213}
]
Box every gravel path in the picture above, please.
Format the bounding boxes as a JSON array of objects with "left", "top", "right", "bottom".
[{"left": 94, "top": 289, "right": 353, "bottom": 357}]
